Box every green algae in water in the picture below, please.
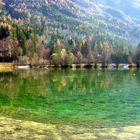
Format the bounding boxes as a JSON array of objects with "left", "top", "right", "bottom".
[{"left": 0, "top": 69, "right": 140, "bottom": 128}]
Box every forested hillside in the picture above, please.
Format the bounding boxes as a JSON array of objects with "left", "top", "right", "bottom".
[
  {"left": 0, "top": 0, "right": 140, "bottom": 65},
  {"left": 2, "top": 0, "right": 140, "bottom": 42}
]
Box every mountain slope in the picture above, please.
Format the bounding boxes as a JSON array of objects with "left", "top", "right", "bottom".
[
  {"left": 1, "top": 0, "right": 140, "bottom": 45},
  {"left": 93, "top": 0, "right": 140, "bottom": 23}
]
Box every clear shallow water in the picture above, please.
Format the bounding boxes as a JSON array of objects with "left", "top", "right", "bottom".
[{"left": 0, "top": 69, "right": 140, "bottom": 128}]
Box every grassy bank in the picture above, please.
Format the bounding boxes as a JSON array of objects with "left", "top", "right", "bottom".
[{"left": 0, "top": 63, "right": 14, "bottom": 72}]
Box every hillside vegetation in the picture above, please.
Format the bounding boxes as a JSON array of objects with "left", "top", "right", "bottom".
[{"left": 0, "top": 0, "right": 140, "bottom": 65}]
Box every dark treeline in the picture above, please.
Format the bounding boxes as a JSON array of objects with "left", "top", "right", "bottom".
[{"left": 0, "top": 16, "right": 140, "bottom": 66}]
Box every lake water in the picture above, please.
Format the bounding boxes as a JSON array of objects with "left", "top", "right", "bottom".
[{"left": 0, "top": 69, "right": 140, "bottom": 129}]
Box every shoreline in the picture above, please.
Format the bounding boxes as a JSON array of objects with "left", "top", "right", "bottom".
[
  {"left": 0, "top": 62, "right": 139, "bottom": 70},
  {"left": 0, "top": 116, "right": 140, "bottom": 139},
  {"left": 14, "top": 63, "right": 139, "bottom": 69}
]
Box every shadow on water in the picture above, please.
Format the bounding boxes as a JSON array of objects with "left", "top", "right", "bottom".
[{"left": 0, "top": 68, "right": 140, "bottom": 128}]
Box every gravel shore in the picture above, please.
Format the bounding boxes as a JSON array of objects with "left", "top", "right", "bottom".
[{"left": 0, "top": 116, "right": 140, "bottom": 140}]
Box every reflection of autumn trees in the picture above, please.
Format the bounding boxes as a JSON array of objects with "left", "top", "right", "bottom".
[
  {"left": 0, "top": 69, "right": 138, "bottom": 128},
  {"left": 0, "top": 69, "right": 130, "bottom": 105},
  {"left": 0, "top": 69, "right": 139, "bottom": 128},
  {"left": 0, "top": 69, "right": 47, "bottom": 99},
  {"left": 45, "top": 70, "right": 128, "bottom": 98}
]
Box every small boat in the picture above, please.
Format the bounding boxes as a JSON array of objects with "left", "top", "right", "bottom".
[
  {"left": 17, "top": 65, "right": 30, "bottom": 69},
  {"left": 123, "top": 64, "right": 129, "bottom": 69}
]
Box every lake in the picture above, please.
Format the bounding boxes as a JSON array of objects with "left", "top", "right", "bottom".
[{"left": 0, "top": 69, "right": 140, "bottom": 139}]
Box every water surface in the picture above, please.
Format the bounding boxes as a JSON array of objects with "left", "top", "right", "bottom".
[{"left": 0, "top": 69, "right": 140, "bottom": 128}]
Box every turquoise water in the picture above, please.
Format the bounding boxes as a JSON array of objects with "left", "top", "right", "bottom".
[{"left": 0, "top": 69, "right": 140, "bottom": 128}]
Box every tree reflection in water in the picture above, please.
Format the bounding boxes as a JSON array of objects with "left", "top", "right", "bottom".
[{"left": 0, "top": 69, "right": 140, "bottom": 128}]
